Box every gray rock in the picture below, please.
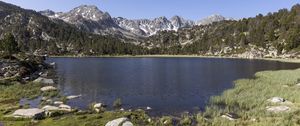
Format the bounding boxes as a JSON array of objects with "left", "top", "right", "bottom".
[
  {"left": 266, "top": 106, "right": 290, "bottom": 113},
  {"left": 34, "top": 77, "right": 54, "bottom": 84},
  {"left": 54, "top": 101, "right": 63, "bottom": 105},
  {"left": 42, "top": 105, "right": 60, "bottom": 111},
  {"left": 40, "top": 86, "right": 57, "bottom": 92},
  {"left": 105, "top": 117, "right": 129, "bottom": 126},
  {"left": 59, "top": 104, "right": 72, "bottom": 111},
  {"left": 94, "top": 103, "right": 105, "bottom": 108},
  {"left": 4, "top": 72, "right": 12, "bottom": 78},
  {"left": 146, "top": 106, "right": 152, "bottom": 110},
  {"left": 66, "top": 95, "right": 81, "bottom": 100},
  {"left": 122, "top": 121, "right": 133, "bottom": 126},
  {"left": 49, "top": 62, "right": 56, "bottom": 66},
  {"left": 12, "top": 108, "right": 44, "bottom": 119},
  {"left": 267, "top": 97, "right": 285, "bottom": 103}
]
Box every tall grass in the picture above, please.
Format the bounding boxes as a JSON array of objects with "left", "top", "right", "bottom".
[{"left": 198, "top": 68, "right": 300, "bottom": 125}]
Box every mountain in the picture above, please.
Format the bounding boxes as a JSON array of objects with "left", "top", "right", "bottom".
[
  {"left": 40, "top": 5, "right": 127, "bottom": 36},
  {"left": 145, "top": 4, "right": 300, "bottom": 58},
  {"left": 196, "top": 14, "right": 228, "bottom": 25},
  {"left": 0, "top": 1, "right": 145, "bottom": 55},
  {"left": 40, "top": 5, "right": 228, "bottom": 38},
  {"left": 113, "top": 16, "right": 194, "bottom": 36}
]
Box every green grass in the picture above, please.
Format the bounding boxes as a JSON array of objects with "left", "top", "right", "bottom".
[{"left": 197, "top": 68, "right": 300, "bottom": 125}]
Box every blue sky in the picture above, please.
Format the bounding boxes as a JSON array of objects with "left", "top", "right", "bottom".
[{"left": 2, "top": 0, "right": 300, "bottom": 20}]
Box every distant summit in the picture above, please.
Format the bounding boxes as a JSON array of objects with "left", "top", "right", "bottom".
[{"left": 40, "top": 5, "right": 231, "bottom": 38}]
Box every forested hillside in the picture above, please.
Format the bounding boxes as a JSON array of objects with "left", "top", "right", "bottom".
[
  {"left": 1, "top": 1, "right": 300, "bottom": 58},
  {"left": 146, "top": 4, "right": 300, "bottom": 58},
  {"left": 0, "top": 1, "right": 146, "bottom": 55}
]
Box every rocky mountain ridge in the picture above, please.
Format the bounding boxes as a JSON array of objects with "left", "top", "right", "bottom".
[{"left": 40, "top": 5, "right": 230, "bottom": 37}]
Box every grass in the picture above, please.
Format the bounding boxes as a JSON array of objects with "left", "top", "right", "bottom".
[{"left": 197, "top": 68, "right": 300, "bottom": 125}]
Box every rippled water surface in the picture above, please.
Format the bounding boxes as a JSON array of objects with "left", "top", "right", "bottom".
[{"left": 47, "top": 57, "right": 300, "bottom": 115}]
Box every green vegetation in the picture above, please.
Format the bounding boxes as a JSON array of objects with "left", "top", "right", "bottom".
[
  {"left": 113, "top": 98, "right": 122, "bottom": 108},
  {"left": 0, "top": 33, "right": 19, "bottom": 56},
  {"left": 196, "top": 68, "right": 300, "bottom": 125},
  {"left": 147, "top": 4, "right": 300, "bottom": 55}
]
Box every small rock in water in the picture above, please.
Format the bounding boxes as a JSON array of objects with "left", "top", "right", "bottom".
[
  {"left": 54, "top": 101, "right": 63, "bottom": 105},
  {"left": 12, "top": 108, "right": 44, "bottom": 119},
  {"left": 146, "top": 106, "right": 152, "bottom": 110},
  {"left": 59, "top": 104, "right": 72, "bottom": 111},
  {"left": 40, "top": 86, "right": 57, "bottom": 92},
  {"left": 49, "top": 62, "right": 56, "bottom": 66},
  {"left": 266, "top": 106, "right": 290, "bottom": 113},
  {"left": 66, "top": 95, "right": 82, "bottom": 100}
]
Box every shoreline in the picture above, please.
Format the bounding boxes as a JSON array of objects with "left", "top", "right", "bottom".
[
  {"left": 2, "top": 54, "right": 300, "bottom": 125},
  {"left": 49, "top": 54, "right": 300, "bottom": 63}
]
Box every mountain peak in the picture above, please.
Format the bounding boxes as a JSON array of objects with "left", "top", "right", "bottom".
[
  {"left": 39, "top": 9, "right": 56, "bottom": 16},
  {"left": 197, "top": 14, "right": 226, "bottom": 25},
  {"left": 65, "top": 4, "right": 110, "bottom": 21}
]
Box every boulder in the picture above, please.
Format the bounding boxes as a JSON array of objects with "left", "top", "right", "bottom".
[
  {"left": 146, "top": 106, "right": 152, "bottom": 110},
  {"left": 105, "top": 117, "right": 130, "bottom": 126},
  {"left": 34, "top": 77, "right": 54, "bottom": 84},
  {"left": 266, "top": 106, "right": 290, "bottom": 113},
  {"left": 12, "top": 108, "right": 44, "bottom": 119},
  {"left": 267, "top": 97, "right": 285, "bottom": 103},
  {"left": 54, "top": 101, "right": 63, "bottom": 105},
  {"left": 40, "top": 86, "right": 57, "bottom": 92},
  {"left": 59, "top": 104, "right": 72, "bottom": 111},
  {"left": 42, "top": 105, "right": 60, "bottom": 111},
  {"left": 94, "top": 103, "right": 106, "bottom": 108},
  {"left": 122, "top": 121, "right": 134, "bottom": 126},
  {"left": 66, "top": 95, "right": 82, "bottom": 100}
]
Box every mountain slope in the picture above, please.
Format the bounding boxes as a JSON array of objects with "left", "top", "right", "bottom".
[
  {"left": 145, "top": 4, "right": 300, "bottom": 58},
  {"left": 40, "top": 5, "right": 229, "bottom": 38},
  {"left": 0, "top": 1, "right": 145, "bottom": 55}
]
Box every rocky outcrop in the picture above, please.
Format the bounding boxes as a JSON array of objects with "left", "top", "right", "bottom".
[
  {"left": 12, "top": 108, "right": 45, "bottom": 119},
  {"left": 34, "top": 77, "right": 54, "bottom": 84}
]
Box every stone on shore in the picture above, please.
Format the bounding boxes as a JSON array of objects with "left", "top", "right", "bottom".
[
  {"left": 59, "top": 104, "right": 72, "bottom": 111},
  {"left": 94, "top": 103, "right": 106, "bottom": 108},
  {"left": 42, "top": 105, "right": 60, "bottom": 111},
  {"left": 267, "top": 97, "right": 285, "bottom": 103},
  {"left": 34, "top": 77, "right": 54, "bottom": 84},
  {"left": 122, "top": 121, "right": 134, "bottom": 126},
  {"left": 266, "top": 106, "right": 290, "bottom": 113},
  {"left": 105, "top": 117, "right": 132, "bottom": 126},
  {"left": 221, "top": 113, "right": 239, "bottom": 121},
  {"left": 40, "top": 86, "right": 57, "bottom": 92},
  {"left": 12, "top": 108, "right": 44, "bottom": 119}
]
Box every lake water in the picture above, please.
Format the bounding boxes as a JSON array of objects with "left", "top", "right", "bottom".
[{"left": 47, "top": 57, "right": 300, "bottom": 115}]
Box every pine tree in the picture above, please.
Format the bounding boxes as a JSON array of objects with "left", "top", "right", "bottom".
[{"left": 1, "top": 33, "right": 19, "bottom": 56}]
